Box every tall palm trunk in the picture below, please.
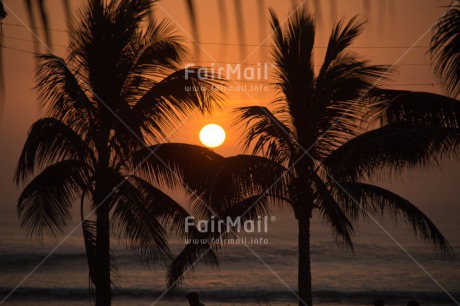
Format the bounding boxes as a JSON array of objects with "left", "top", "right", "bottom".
[
  {"left": 295, "top": 146, "right": 314, "bottom": 306},
  {"left": 94, "top": 174, "right": 111, "bottom": 306},
  {"left": 95, "top": 201, "right": 111, "bottom": 305},
  {"left": 297, "top": 210, "right": 313, "bottom": 306}
]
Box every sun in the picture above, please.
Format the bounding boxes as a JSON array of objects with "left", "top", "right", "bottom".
[{"left": 199, "top": 124, "right": 226, "bottom": 148}]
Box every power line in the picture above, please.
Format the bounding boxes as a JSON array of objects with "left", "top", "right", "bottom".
[
  {"left": 183, "top": 41, "right": 431, "bottom": 49},
  {"left": 2, "top": 22, "right": 432, "bottom": 49},
  {"left": 2, "top": 22, "right": 69, "bottom": 33},
  {"left": 3, "top": 35, "right": 67, "bottom": 48},
  {"left": 389, "top": 83, "right": 442, "bottom": 87},
  {"left": 1, "top": 45, "right": 441, "bottom": 87},
  {"left": 0, "top": 37, "right": 433, "bottom": 67},
  {"left": 229, "top": 79, "right": 441, "bottom": 86},
  {"left": 191, "top": 60, "right": 431, "bottom": 67},
  {"left": 2, "top": 45, "right": 38, "bottom": 55}
]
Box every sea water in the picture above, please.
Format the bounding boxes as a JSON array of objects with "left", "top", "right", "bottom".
[{"left": 0, "top": 204, "right": 459, "bottom": 306}]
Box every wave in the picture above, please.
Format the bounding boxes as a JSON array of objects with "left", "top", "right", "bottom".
[
  {"left": 1, "top": 287, "right": 458, "bottom": 304},
  {"left": 2, "top": 242, "right": 458, "bottom": 266},
  {"left": 0, "top": 252, "right": 88, "bottom": 268}
]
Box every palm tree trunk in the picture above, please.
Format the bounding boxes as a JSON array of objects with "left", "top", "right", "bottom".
[
  {"left": 297, "top": 213, "right": 312, "bottom": 306},
  {"left": 95, "top": 191, "right": 111, "bottom": 306},
  {"left": 295, "top": 158, "right": 314, "bottom": 306},
  {"left": 93, "top": 123, "right": 112, "bottom": 306}
]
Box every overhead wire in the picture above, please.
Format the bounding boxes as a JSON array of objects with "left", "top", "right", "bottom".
[
  {"left": 3, "top": 34, "right": 67, "bottom": 48},
  {"left": 1, "top": 22, "right": 432, "bottom": 49},
  {"left": 1, "top": 35, "right": 434, "bottom": 67},
  {"left": 0, "top": 45, "right": 443, "bottom": 87},
  {"left": 0, "top": 24, "right": 440, "bottom": 88}
]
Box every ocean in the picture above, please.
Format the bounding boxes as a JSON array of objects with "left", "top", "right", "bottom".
[{"left": 0, "top": 200, "right": 459, "bottom": 306}]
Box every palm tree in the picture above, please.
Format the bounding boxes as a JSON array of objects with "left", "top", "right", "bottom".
[
  {"left": 430, "top": 0, "right": 460, "bottom": 98},
  {"left": 232, "top": 10, "right": 460, "bottom": 306},
  {"left": 235, "top": 10, "right": 460, "bottom": 306},
  {"left": 14, "top": 1, "right": 224, "bottom": 305},
  {"left": 140, "top": 9, "right": 460, "bottom": 306}
]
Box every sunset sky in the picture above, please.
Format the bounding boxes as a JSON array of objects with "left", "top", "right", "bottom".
[
  {"left": 1, "top": 1, "right": 460, "bottom": 305},
  {"left": 0, "top": 0, "right": 459, "bottom": 248}
]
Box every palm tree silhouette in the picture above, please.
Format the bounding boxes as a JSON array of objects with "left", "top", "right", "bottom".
[
  {"left": 234, "top": 10, "right": 459, "bottom": 306},
  {"left": 14, "top": 1, "right": 224, "bottom": 305},
  {"left": 154, "top": 9, "right": 459, "bottom": 306},
  {"left": 430, "top": 0, "right": 460, "bottom": 98}
]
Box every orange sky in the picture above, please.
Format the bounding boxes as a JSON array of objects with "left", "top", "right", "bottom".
[
  {"left": 0, "top": 0, "right": 459, "bottom": 242},
  {"left": 0, "top": 0, "right": 452, "bottom": 156}
]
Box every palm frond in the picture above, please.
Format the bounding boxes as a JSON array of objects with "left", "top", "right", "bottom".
[
  {"left": 318, "top": 54, "right": 390, "bottom": 103},
  {"left": 269, "top": 8, "right": 315, "bottom": 118},
  {"left": 122, "top": 19, "right": 189, "bottom": 102},
  {"left": 23, "top": 0, "right": 50, "bottom": 44},
  {"left": 17, "top": 160, "right": 84, "bottom": 240},
  {"left": 127, "top": 175, "right": 194, "bottom": 239},
  {"left": 193, "top": 194, "right": 282, "bottom": 234},
  {"left": 82, "top": 219, "right": 120, "bottom": 292},
  {"left": 35, "top": 55, "right": 96, "bottom": 135},
  {"left": 67, "top": 0, "right": 103, "bottom": 82},
  {"left": 184, "top": 0, "right": 200, "bottom": 57},
  {"left": 14, "top": 118, "right": 92, "bottom": 184},
  {"left": 23, "top": 0, "right": 40, "bottom": 57},
  {"left": 111, "top": 18, "right": 199, "bottom": 152},
  {"left": 215, "top": 193, "right": 274, "bottom": 223},
  {"left": 336, "top": 182, "right": 452, "bottom": 254},
  {"left": 311, "top": 173, "right": 354, "bottom": 250},
  {"left": 133, "top": 143, "right": 288, "bottom": 220},
  {"left": 109, "top": 171, "right": 171, "bottom": 268},
  {"left": 324, "top": 123, "right": 460, "bottom": 181},
  {"left": 112, "top": 0, "right": 154, "bottom": 24},
  {"left": 62, "top": 0, "right": 72, "bottom": 31},
  {"left": 314, "top": 55, "right": 391, "bottom": 159},
  {"left": 430, "top": 4, "right": 460, "bottom": 98},
  {"left": 218, "top": 0, "right": 229, "bottom": 58},
  {"left": 69, "top": 0, "right": 156, "bottom": 102},
  {"left": 132, "top": 143, "right": 224, "bottom": 189},
  {"left": 167, "top": 240, "right": 218, "bottom": 289},
  {"left": 233, "top": 106, "right": 296, "bottom": 164},
  {"left": 234, "top": 0, "right": 246, "bottom": 59},
  {"left": 367, "top": 89, "right": 460, "bottom": 128},
  {"left": 133, "top": 67, "right": 226, "bottom": 142},
  {"left": 318, "top": 16, "right": 366, "bottom": 79},
  {"left": 82, "top": 219, "right": 97, "bottom": 300},
  {"left": 167, "top": 191, "right": 286, "bottom": 289},
  {"left": 186, "top": 155, "right": 289, "bottom": 220}
]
